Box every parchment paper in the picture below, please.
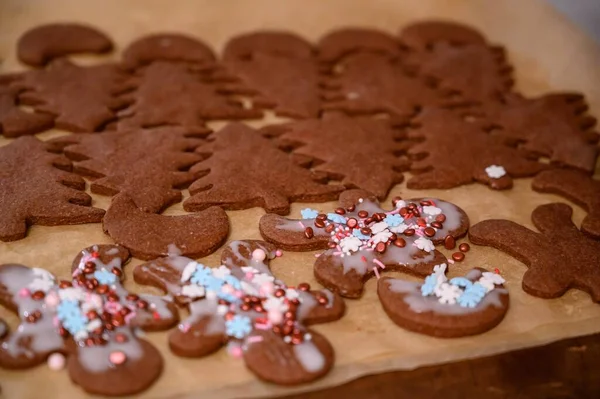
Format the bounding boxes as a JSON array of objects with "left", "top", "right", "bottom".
[{"left": 1, "top": 1, "right": 600, "bottom": 398}]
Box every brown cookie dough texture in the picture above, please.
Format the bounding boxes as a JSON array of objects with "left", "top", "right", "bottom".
[
  {"left": 0, "top": 245, "right": 178, "bottom": 396},
  {"left": 17, "top": 23, "right": 113, "bottom": 67},
  {"left": 219, "top": 31, "right": 321, "bottom": 118},
  {"left": 134, "top": 240, "right": 345, "bottom": 385},
  {"left": 407, "top": 107, "right": 546, "bottom": 190},
  {"left": 260, "top": 113, "right": 410, "bottom": 199},
  {"left": 469, "top": 203, "right": 600, "bottom": 302},
  {"left": 0, "top": 136, "right": 105, "bottom": 242},
  {"left": 0, "top": 83, "right": 54, "bottom": 137},
  {"left": 184, "top": 122, "right": 343, "bottom": 215},
  {"left": 260, "top": 189, "right": 469, "bottom": 298},
  {"left": 378, "top": 267, "right": 509, "bottom": 337},
  {"left": 399, "top": 20, "right": 487, "bottom": 50},
  {"left": 317, "top": 28, "right": 400, "bottom": 64},
  {"left": 533, "top": 169, "right": 600, "bottom": 240}
]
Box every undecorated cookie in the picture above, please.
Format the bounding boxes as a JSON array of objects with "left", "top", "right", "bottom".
[
  {"left": 317, "top": 28, "right": 400, "bottom": 64},
  {"left": 260, "top": 189, "right": 469, "bottom": 298},
  {"left": 533, "top": 169, "right": 600, "bottom": 240},
  {"left": 134, "top": 240, "right": 345, "bottom": 385},
  {"left": 469, "top": 203, "right": 600, "bottom": 302},
  {"left": 0, "top": 136, "right": 105, "bottom": 242},
  {"left": 17, "top": 23, "right": 113, "bottom": 67},
  {"left": 379, "top": 266, "right": 509, "bottom": 337},
  {"left": 399, "top": 20, "right": 487, "bottom": 50},
  {"left": 0, "top": 244, "right": 178, "bottom": 396},
  {"left": 0, "top": 84, "right": 54, "bottom": 137}
]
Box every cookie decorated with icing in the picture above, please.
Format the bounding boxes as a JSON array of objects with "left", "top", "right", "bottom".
[
  {"left": 379, "top": 266, "right": 509, "bottom": 337},
  {"left": 134, "top": 240, "right": 345, "bottom": 385},
  {"left": 0, "top": 245, "right": 178, "bottom": 396},
  {"left": 17, "top": 23, "right": 113, "bottom": 67},
  {"left": 260, "top": 189, "right": 469, "bottom": 298},
  {"left": 469, "top": 203, "right": 600, "bottom": 302}
]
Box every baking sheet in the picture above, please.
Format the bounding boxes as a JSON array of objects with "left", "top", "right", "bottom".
[{"left": 1, "top": 0, "right": 600, "bottom": 398}]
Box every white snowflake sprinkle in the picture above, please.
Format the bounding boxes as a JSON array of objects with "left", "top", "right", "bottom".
[
  {"left": 28, "top": 278, "right": 55, "bottom": 293},
  {"left": 241, "top": 266, "right": 259, "bottom": 275},
  {"left": 86, "top": 319, "right": 103, "bottom": 332},
  {"left": 370, "top": 230, "right": 393, "bottom": 245},
  {"left": 216, "top": 305, "right": 229, "bottom": 316},
  {"left": 286, "top": 289, "right": 300, "bottom": 301},
  {"left": 436, "top": 283, "right": 462, "bottom": 305},
  {"left": 422, "top": 206, "right": 442, "bottom": 216},
  {"left": 389, "top": 223, "right": 409, "bottom": 234},
  {"left": 58, "top": 287, "right": 85, "bottom": 301},
  {"left": 339, "top": 236, "right": 362, "bottom": 254},
  {"left": 485, "top": 165, "right": 506, "bottom": 179},
  {"left": 394, "top": 200, "right": 406, "bottom": 209},
  {"left": 73, "top": 330, "right": 89, "bottom": 341},
  {"left": 181, "top": 284, "right": 206, "bottom": 298},
  {"left": 263, "top": 296, "right": 288, "bottom": 313},
  {"left": 370, "top": 221, "right": 389, "bottom": 234},
  {"left": 252, "top": 273, "right": 275, "bottom": 286},
  {"left": 32, "top": 268, "right": 55, "bottom": 281},
  {"left": 414, "top": 237, "right": 435, "bottom": 253},
  {"left": 180, "top": 261, "right": 198, "bottom": 283},
  {"left": 481, "top": 272, "right": 505, "bottom": 285},
  {"left": 241, "top": 281, "right": 260, "bottom": 295},
  {"left": 212, "top": 265, "right": 231, "bottom": 279}
]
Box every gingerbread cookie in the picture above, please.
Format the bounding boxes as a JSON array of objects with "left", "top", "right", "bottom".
[
  {"left": 103, "top": 193, "right": 230, "bottom": 261},
  {"left": 320, "top": 52, "right": 458, "bottom": 119},
  {"left": 260, "top": 113, "right": 409, "bottom": 199},
  {"left": 183, "top": 123, "right": 343, "bottom": 215},
  {"left": 0, "top": 244, "right": 178, "bottom": 395},
  {"left": 533, "top": 169, "right": 600, "bottom": 240},
  {"left": 116, "top": 61, "right": 261, "bottom": 130},
  {"left": 220, "top": 32, "right": 320, "bottom": 118},
  {"left": 0, "top": 136, "right": 105, "bottom": 242},
  {"left": 11, "top": 59, "right": 130, "bottom": 132},
  {"left": 17, "top": 23, "right": 113, "bottom": 67},
  {"left": 482, "top": 93, "right": 599, "bottom": 173},
  {"left": 407, "top": 107, "right": 546, "bottom": 190},
  {"left": 399, "top": 20, "right": 487, "bottom": 50},
  {"left": 48, "top": 126, "right": 208, "bottom": 213},
  {"left": 260, "top": 189, "right": 469, "bottom": 298},
  {"left": 469, "top": 203, "right": 600, "bottom": 302},
  {"left": 317, "top": 28, "right": 400, "bottom": 64},
  {"left": 122, "top": 33, "right": 216, "bottom": 69},
  {"left": 0, "top": 84, "right": 54, "bottom": 137},
  {"left": 378, "top": 265, "right": 509, "bottom": 337},
  {"left": 134, "top": 240, "right": 345, "bottom": 385}
]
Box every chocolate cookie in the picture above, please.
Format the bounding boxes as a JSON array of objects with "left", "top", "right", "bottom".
[
  {"left": 17, "top": 23, "right": 113, "bottom": 67},
  {"left": 407, "top": 107, "right": 546, "bottom": 190},
  {"left": 11, "top": 59, "right": 130, "bottom": 132},
  {"left": 320, "top": 52, "right": 458, "bottom": 119},
  {"left": 103, "top": 193, "right": 230, "bottom": 261},
  {"left": 220, "top": 32, "right": 320, "bottom": 118},
  {"left": 532, "top": 169, "right": 600, "bottom": 240},
  {"left": 117, "top": 61, "right": 261, "bottom": 130},
  {"left": 260, "top": 189, "right": 469, "bottom": 298},
  {"left": 317, "top": 28, "right": 400, "bottom": 64},
  {"left": 482, "top": 93, "right": 599, "bottom": 173},
  {"left": 134, "top": 240, "right": 345, "bottom": 385},
  {"left": 378, "top": 266, "right": 509, "bottom": 337},
  {"left": 260, "top": 112, "right": 410, "bottom": 199},
  {"left": 0, "top": 136, "right": 105, "bottom": 242},
  {"left": 399, "top": 20, "right": 487, "bottom": 50},
  {"left": 0, "top": 84, "right": 54, "bottom": 137},
  {"left": 0, "top": 244, "right": 178, "bottom": 396},
  {"left": 122, "top": 33, "right": 216, "bottom": 69},
  {"left": 183, "top": 123, "right": 343, "bottom": 215},
  {"left": 48, "top": 126, "right": 208, "bottom": 213},
  {"left": 469, "top": 203, "right": 600, "bottom": 302}
]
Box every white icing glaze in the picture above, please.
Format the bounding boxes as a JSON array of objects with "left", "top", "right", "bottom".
[
  {"left": 296, "top": 291, "right": 317, "bottom": 321},
  {"left": 183, "top": 298, "right": 226, "bottom": 335},
  {"left": 276, "top": 218, "right": 319, "bottom": 233},
  {"left": 321, "top": 289, "right": 334, "bottom": 309},
  {"left": 105, "top": 247, "right": 120, "bottom": 255},
  {"left": 293, "top": 340, "right": 325, "bottom": 373},
  {"left": 77, "top": 328, "right": 142, "bottom": 373}
]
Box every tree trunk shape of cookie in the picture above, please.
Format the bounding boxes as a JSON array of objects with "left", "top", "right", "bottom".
[
  {"left": 260, "top": 113, "right": 409, "bottom": 200},
  {"left": 133, "top": 240, "right": 345, "bottom": 385},
  {"left": 219, "top": 31, "right": 320, "bottom": 119},
  {"left": 407, "top": 107, "right": 546, "bottom": 190},
  {"left": 320, "top": 52, "right": 458, "bottom": 119},
  {"left": 10, "top": 59, "right": 130, "bottom": 132},
  {"left": 48, "top": 126, "right": 207, "bottom": 213},
  {"left": 533, "top": 169, "right": 600, "bottom": 240},
  {"left": 260, "top": 189, "right": 469, "bottom": 298},
  {"left": 407, "top": 43, "right": 513, "bottom": 102},
  {"left": 0, "top": 85, "right": 54, "bottom": 137},
  {"left": 482, "top": 93, "right": 599, "bottom": 173},
  {"left": 117, "top": 61, "right": 262, "bottom": 130},
  {"left": 0, "top": 245, "right": 178, "bottom": 396},
  {"left": 103, "top": 193, "right": 230, "bottom": 261},
  {"left": 469, "top": 203, "right": 600, "bottom": 302},
  {"left": 183, "top": 123, "right": 344, "bottom": 215},
  {"left": 0, "top": 136, "right": 105, "bottom": 242},
  {"left": 378, "top": 267, "right": 509, "bottom": 337}
]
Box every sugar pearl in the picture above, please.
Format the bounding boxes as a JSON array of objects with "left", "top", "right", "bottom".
[
  {"left": 109, "top": 351, "right": 127, "bottom": 365},
  {"left": 251, "top": 249, "right": 266, "bottom": 262},
  {"left": 47, "top": 353, "right": 66, "bottom": 371}
]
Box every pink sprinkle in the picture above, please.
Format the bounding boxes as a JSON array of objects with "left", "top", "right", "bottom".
[
  {"left": 179, "top": 323, "right": 190, "bottom": 333},
  {"left": 447, "top": 259, "right": 455, "bottom": 264},
  {"left": 152, "top": 311, "right": 160, "bottom": 320},
  {"left": 246, "top": 336, "right": 264, "bottom": 343},
  {"left": 332, "top": 251, "right": 342, "bottom": 256},
  {"left": 251, "top": 249, "right": 266, "bottom": 262},
  {"left": 18, "top": 288, "right": 30, "bottom": 298},
  {"left": 245, "top": 272, "right": 254, "bottom": 280},
  {"left": 314, "top": 253, "right": 321, "bottom": 258},
  {"left": 298, "top": 221, "right": 306, "bottom": 229},
  {"left": 360, "top": 256, "right": 367, "bottom": 263},
  {"left": 416, "top": 230, "right": 425, "bottom": 237},
  {"left": 494, "top": 268, "right": 500, "bottom": 274},
  {"left": 373, "top": 259, "right": 386, "bottom": 269},
  {"left": 229, "top": 346, "right": 243, "bottom": 358},
  {"left": 275, "top": 250, "right": 283, "bottom": 257},
  {"left": 109, "top": 351, "right": 127, "bottom": 365},
  {"left": 254, "top": 323, "right": 271, "bottom": 330},
  {"left": 125, "top": 312, "right": 136, "bottom": 324},
  {"left": 373, "top": 267, "right": 381, "bottom": 279},
  {"left": 47, "top": 353, "right": 66, "bottom": 371}
]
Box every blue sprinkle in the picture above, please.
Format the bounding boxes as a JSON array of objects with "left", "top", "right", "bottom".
[
  {"left": 457, "top": 282, "right": 487, "bottom": 308},
  {"left": 224, "top": 275, "right": 242, "bottom": 290},
  {"left": 93, "top": 269, "right": 117, "bottom": 286},
  {"left": 420, "top": 274, "right": 439, "bottom": 296},
  {"left": 191, "top": 265, "right": 213, "bottom": 285},
  {"left": 62, "top": 313, "right": 88, "bottom": 335},
  {"left": 204, "top": 276, "right": 225, "bottom": 293},
  {"left": 384, "top": 214, "right": 403, "bottom": 227},
  {"left": 300, "top": 208, "right": 319, "bottom": 219},
  {"left": 225, "top": 315, "right": 252, "bottom": 339},
  {"left": 327, "top": 213, "right": 346, "bottom": 224},
  {"left": 449, "top": 277, "right": 473, "bottom": 289},
  {"left": 57, "top": 300, "right": 80, "bottom": 321},
  {"left": 352, "top": 229, "right": 370, "bottom": 240}
]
